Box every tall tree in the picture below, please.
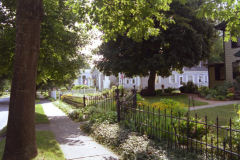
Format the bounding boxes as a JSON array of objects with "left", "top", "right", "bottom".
[
  {"left": 90, "top": 0, "right": 173, "bottom": 42},
  {"left": 96, "top": 0, "right": 215, "bottom": 95},
  {"left": 3, "top": 0, "right": 43, "bottom": 159}
]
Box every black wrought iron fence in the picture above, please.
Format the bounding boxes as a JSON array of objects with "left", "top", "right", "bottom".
[
  {"left": 61, "top": 86, "right": 240, "bottom": 159},
  {"left": 114, "top": 87, "right": 240, "bottom": 160}
]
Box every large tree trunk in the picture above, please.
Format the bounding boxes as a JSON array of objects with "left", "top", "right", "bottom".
[
  {"left": 3, "top": 0, "right": 43, "bottom": 159},
  {"left": 147, "top": 70, "right": 156, "bottom": 96}
]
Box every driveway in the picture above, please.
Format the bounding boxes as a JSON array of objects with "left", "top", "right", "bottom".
[{"left": 0, "top": 97, "right": 9, "bottom": 130}]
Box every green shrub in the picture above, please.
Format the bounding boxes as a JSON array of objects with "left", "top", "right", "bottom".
[
  {"left": 154, "top": 88, "right": 176, "bottom": 96},
  {"left": 198, "top": 82, "right": 233, "bottom": 100},
  {"left": 69, "top": 109, "right": 83, "bottom": 121},
  {"left": 208, "top": 89, "right": 218, "bottom": 98},
  {"left": 164, "top": 87, "right": 176, "bottom": 94},
  {"left": 214, "top": 82, "right": 233, "bottom": 96},
  {"left": 72, "top": 85, "right": 90, "bottom": 90},
  {"left": 198, "top": 86, "right": 210, "bottom": 97},
  {"left": 68, "top": 106, "right": 98, "bottom": 121},
  {"left": 216, "top": 95, "right": 226, "bottom": 100},
  {"left": 205, "top": 94, "right": 213, "bottom": 100},
  {"left": 179, "top": 81, "right": 198, "bottom": 93},
  {"left": 136, "top": 94, "right": 144, "bottom": 101},
  {"left": 178, "top": 117, "right": 207, "bottom": 144},
  {"left": 227, "top": 93, "right": 234, "bottom": 99},
  {"left": 90, "top": 107, "right": 117, "bottom": 124}
]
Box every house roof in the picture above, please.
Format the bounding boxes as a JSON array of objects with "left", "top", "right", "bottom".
[
  {"left": 234, "top": 50, "right": 240, "bottom": 57},
  {"left": 183, "top": 66, "right": 208, "bottom": 71}
]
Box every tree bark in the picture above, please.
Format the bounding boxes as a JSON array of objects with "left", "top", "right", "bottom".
[
  {"left": 147, "top": 70, "right": 156, "bottom": 96},
  {"left": 3, "top": 0, "right": 43, "bottom": 159}
]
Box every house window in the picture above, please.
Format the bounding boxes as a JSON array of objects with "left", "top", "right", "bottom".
[
  {"left": 215, "top": 65, "right": 225, "bottom": 80},
  {"left": 188, "top": 75, "right": 193, "bottom": 82},
  {"left": 180, "top": 76, "right": 184, "bottom": 85},
  {"left": 205, "top": 76, "right": 208, "bottom": 83},
  {"left": 231, "top": 38, "right": 240, "bottom": 48},
  {"left": 199, "top": 75, "right": 203, "bottom": 83},
  {"left": 233, "top": 61, "right": 240, "bottom": 79},
  {"left": 82, "top": 76, "right": 86, "bottom": 85},
  {"left": 170, "top": 75, "right": 175, "bottom": 83}
]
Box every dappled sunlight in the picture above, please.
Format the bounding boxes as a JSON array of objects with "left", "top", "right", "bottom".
[{"left": 46, "top": 115, "right": 90, "bottom": 146}]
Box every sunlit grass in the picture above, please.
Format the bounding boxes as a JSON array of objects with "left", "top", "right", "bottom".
[
  {"left": 0, "top": 131, "right": 64, "bottom": 160},
  {"left": 34, "top": 131, "right": 64, "bottom": 160},
  {"left": 190, "top": 104, "right": 238, "bottom": 126},
  {"left": 35, "top": 104, "right": 49, "bottom": 124},
  {"left": 0, "top": 138, "right": 4, "bottom": 158}
]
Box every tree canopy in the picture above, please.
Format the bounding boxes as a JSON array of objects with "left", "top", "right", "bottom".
[
  {"left": 90, "top": 0, "right": 174, "bottom": 42},
  {"left": 0, "top": 0, "right": 89, "bottom": 90},
  {"left": 96, "top": 0, "right": 215, "bottom": 95}
]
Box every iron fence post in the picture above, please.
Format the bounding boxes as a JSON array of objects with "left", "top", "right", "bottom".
[
  {"left": 83, "top": 95, "right": 86, "bottom": 107},
  {"left": 115, "top": 87, "right": 121, "bottom": 122},
  {"left": 132, "top": 85, "right": 137, "bottom": 108}
]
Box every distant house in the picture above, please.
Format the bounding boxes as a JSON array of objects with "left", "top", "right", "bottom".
[
  {"left": 210, "top": 22, "right": 240, "bottom": 87},
  {"left": 74, "top": 69, "right": 114, "bottom": 90},
  {"left": 73, "top": 69, "right": 94, "bottom": 87},
  {"left": 119, "top": 63, "right": 208, "bottom": 90}
]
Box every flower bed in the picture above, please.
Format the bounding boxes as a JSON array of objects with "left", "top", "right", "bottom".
[{"left": 82, "top": 121, "right": 201, "bottom": 160}]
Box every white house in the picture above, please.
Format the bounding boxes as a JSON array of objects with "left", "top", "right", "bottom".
[
  {"left": 74, "top": 69, "right": 113, "bottom": 90},
  {"left": 73, "top": 69, "right": 94, "bottom": 87},
  {"left": 119, "top": 64, "right": 208, "bottom": 90},
  {"left": 74, "top": 63, "right": 208, "bottom": 91}
]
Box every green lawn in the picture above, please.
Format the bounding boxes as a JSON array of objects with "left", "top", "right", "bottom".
[
  {"left": 35, "top": 104, "right": 49, "bottom": 124},
  {"left": 143, "top": 94, "right": 208, "bottom": 107},
  {"left": 190, "top": 104, "right": 238, "bottom": 126},
  {"left": 0, "top": 131, "right": 65, "bottom": 160}
]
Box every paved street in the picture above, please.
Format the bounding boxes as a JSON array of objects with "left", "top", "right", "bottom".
[{"left": 0, "top": 97, "right": 9, "bottom": 130}]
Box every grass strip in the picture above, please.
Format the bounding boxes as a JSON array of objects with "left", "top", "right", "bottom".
[
  {"left": 35, "top": 104, "right": 49, "bottom": 124},
  {"left": 0, "top": 131, "right": 65, "bottom": 160}
]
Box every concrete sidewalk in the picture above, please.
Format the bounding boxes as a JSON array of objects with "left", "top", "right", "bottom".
[
  {"left": 190, "top": 100, "right": 240, "bottom": 111},
  {"left": 41, "top": 101, "right": 119, "bottom": 160}
]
